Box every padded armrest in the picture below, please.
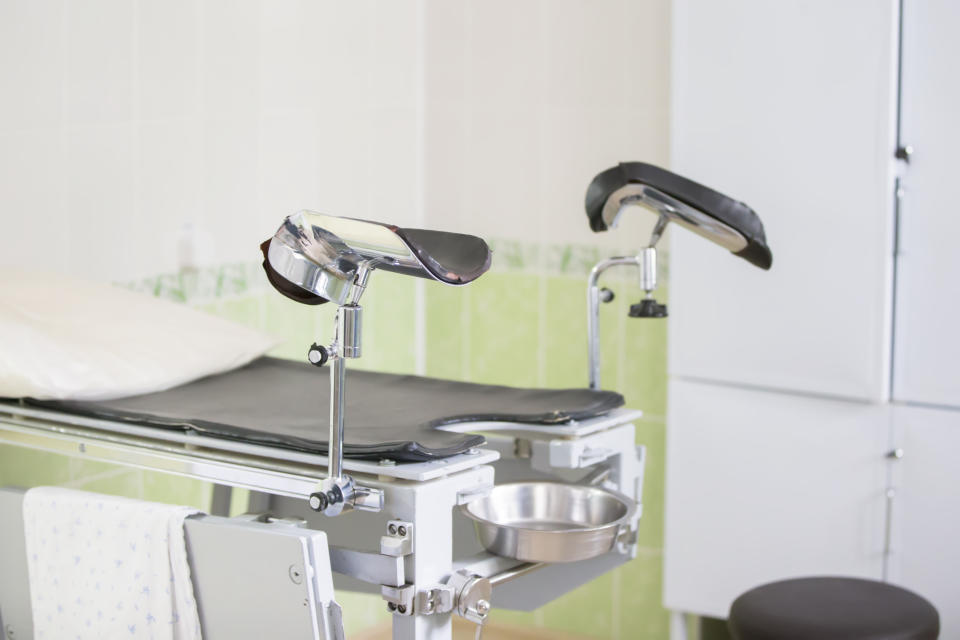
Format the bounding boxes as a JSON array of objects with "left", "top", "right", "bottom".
[{"left": 585, "top": 162, "right": 772, "bottom": 269}]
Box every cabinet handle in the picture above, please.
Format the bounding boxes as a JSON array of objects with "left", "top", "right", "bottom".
[{"left": 886, "top": 448, "right": 904, "bottom": 459}]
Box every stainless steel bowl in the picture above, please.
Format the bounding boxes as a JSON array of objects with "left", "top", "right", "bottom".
[{"left": 459, "top": 482, "right": 637, "bottom": 563}]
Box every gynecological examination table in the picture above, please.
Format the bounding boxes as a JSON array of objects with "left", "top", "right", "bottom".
[{"left": 0, "top": 163, "right": 771, "bottom": 639}]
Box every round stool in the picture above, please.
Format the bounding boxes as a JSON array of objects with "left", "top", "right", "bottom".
[{"left": 727, "top": 577, "right": 939, "bottom": 640}]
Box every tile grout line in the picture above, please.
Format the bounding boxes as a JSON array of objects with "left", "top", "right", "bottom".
[
  {"left": 536, "top": 257, "right": 548, "bottom": 387},
  {"left": 413, "top": 0, "right": 427, "bottom": 376},
  {"left": 131, "top": 0, "right": 141, "bottom": 277}
]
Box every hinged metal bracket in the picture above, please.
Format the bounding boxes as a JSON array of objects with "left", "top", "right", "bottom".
[
  {"left": 456, "top": 482, "right": 493, "bottom": 506},
  {"left": 380, "top": 520, "right": 413, "bottom": 556},
  {"left": 414, "top": 584, "right": 455, "bottom": 615},
  {"left": 382, "top": 584, "right": 415, "bottom": 616}
]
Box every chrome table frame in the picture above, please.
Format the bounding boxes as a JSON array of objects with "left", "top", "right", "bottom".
[{"left": 0, "top": 402, "right": 645, "bottom": 640}]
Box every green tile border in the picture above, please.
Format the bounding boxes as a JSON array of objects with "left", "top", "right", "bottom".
[{"left": 113, "top": 238, "right": 669, "bottom": 306}]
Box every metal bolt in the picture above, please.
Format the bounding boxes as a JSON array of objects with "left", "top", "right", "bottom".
[
  {"left": 397, "top": 525, "right": 407, "bottom": 537},
  {"left": 476, "top": 599, "right": 490, "bottom": 616},
  {"left": 379, "top": 458, "right": 396, "bottom": 466},
  {"left": 397, "top": 604, "right": 407, "bottom": 614},
  {"left": 288, "top": 565, "right": 303, "bottom": 584},
  {"left": 388, "top": 523, "right": 398, "bottom": 535},
  {"left": 466, "top": 448, "right": 480, "bottom": 455},
  {"left": 387, "top": 602, "right": 397, "bottom": 612},
  {"left": 308, "top": 493, "right": 328, "bottom": 511}
]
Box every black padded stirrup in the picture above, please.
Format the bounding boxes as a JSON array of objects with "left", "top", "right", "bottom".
[{"left": 585, "top": 162, "right": 773, "bottom": 269}]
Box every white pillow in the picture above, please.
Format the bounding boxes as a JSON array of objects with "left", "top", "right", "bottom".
[{"left": 0, "top": 269, "right": 281, "bottom": 400}]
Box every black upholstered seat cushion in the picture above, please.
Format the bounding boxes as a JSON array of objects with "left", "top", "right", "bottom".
[
  {"left": 24, "top": 357, "right": 625, "bottom": 462},
  {"left": 728, "top": 577, "right": 939, "bottom": 640}
]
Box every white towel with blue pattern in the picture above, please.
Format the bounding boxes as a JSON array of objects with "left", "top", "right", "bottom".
[{"left": 22, "top": 487, "right": 203, "bottom": 640}]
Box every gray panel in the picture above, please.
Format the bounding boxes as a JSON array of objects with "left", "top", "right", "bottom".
[
  {"left": 185, "top": 516, "right": 328, "bottom": 640},
  {"left": 0, "top": 488, "right": 32, "bottom": 640}
]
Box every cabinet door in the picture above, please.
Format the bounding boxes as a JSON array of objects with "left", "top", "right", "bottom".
[
  {"left": 663, "top": 379, "right": 889, "bottom": 617},
  {"left": 890, "top": 404, "right": 960, "bottom": 636},
  {"left": 669, "top": 0, "right": 899, "bottom": 402},
  {"left": 892, "top": 0, "right": 960, "bottom": 407}
]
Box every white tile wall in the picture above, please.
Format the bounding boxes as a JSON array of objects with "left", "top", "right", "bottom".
[
  {"left": 137, "top": 0, "right": 201, "bottom": 122},
  {"left": 0, "top": 0, "right": 65, "bottom": 133},
  {"left": 0, "top": 0, "right": 669, "bottom": 281},
  {"left": 0, "top": 129, "right": 66, "bottom": 269},
  {"left": 64, "top": 0, "right": 135, "bottom": 126},
  {"left": 423, "top": 0, "right": 671, "bottom": 251},
  {"left": 64, "top": 123, "right": 136, "bottom": 279}
]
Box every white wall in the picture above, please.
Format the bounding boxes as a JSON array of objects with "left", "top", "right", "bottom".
[
  {"left": 0, "top": 0, "right": 424, "bottom": 281},
  {"left": 0, "top": 0, "right": 671, "bottom": 284},
  {"left": 423, "top": 0, "right": 671, "bottom": 249}
]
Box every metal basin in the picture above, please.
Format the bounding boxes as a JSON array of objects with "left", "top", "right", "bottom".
[{"left": 459, "top": 482, "right": 636, "bottom": 563}]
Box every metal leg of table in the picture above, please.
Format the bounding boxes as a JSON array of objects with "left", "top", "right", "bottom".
[
  {"left": 210, "top": 483, "right": 233, "bottom": 516},
  {"left": 389, "top": 466, "right": 495, "bottom": 640}
]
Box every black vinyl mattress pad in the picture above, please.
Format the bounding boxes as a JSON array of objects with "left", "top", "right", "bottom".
[{"left": 24, "top": 357, "right": 625, "bottom": 462}]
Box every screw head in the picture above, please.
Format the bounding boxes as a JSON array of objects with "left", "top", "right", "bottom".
[
  {"left": 476, "top": 599, "right": 490, "bottom": 616},
  {"left": 397, "top": 525, "right": 407, "bottom": 537},
  {"left": 387, "top": 602, "right": 397, "bottom": 612},
  {"left": 397, "top": 604, "right": 407, "bottom": 614},
  {"left": 288, "top": 564, "right": 303, "bottom": 584},
  {"left": 388, "top": 524, "right": 398, "bottom": 535}
]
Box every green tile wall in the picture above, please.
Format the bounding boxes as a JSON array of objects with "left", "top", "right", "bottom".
[
  {"left": 424, "top": 250, "right": 671, "bottom": 639},
  {"left": 0, "top": 241, "right": 671, "bottom": 638}
]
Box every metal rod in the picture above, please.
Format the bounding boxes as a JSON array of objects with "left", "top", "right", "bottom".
[
  {"left": 329, "top": 343, "right": 346, "bottom": 482},
  {"left": 587, "top": 256, "right": 641, "bottom": 389},
  {"left": 488, "top": 562, "right": 544, "bottom": 587},
  {"left": 639, "top": 247, "right": 658, "bottom": 294}
]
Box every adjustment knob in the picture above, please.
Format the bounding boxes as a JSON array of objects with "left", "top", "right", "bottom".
[
  {"left": 308, "top": 492, "right": 329, "bottom": 512},
  {"left": 629, "top": 299, "right": 668, "bottom": 318},
  {"left": 308, "top": 343, "right": 329, "bottom": 367}
]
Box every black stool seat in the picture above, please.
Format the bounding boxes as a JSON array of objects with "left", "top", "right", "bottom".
[{"left": 728, "top": 577, "right": 939, "bottom": 640}]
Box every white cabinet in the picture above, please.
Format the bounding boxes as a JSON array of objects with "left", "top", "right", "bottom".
[
  {"left": 669, "top": 0, "right": 900, "bottom": 403},
  {"left": 663, "top": 379, "right": 889, "bottom": 618},
  {"left": 890, "top": 404, "right": 960, "bottom": 636},
  {"left": 665, "top": 0, "right": 960, "bottom": 628},
  {"left": 892, "top": 0, "right": 960, "bottom": 408}
]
